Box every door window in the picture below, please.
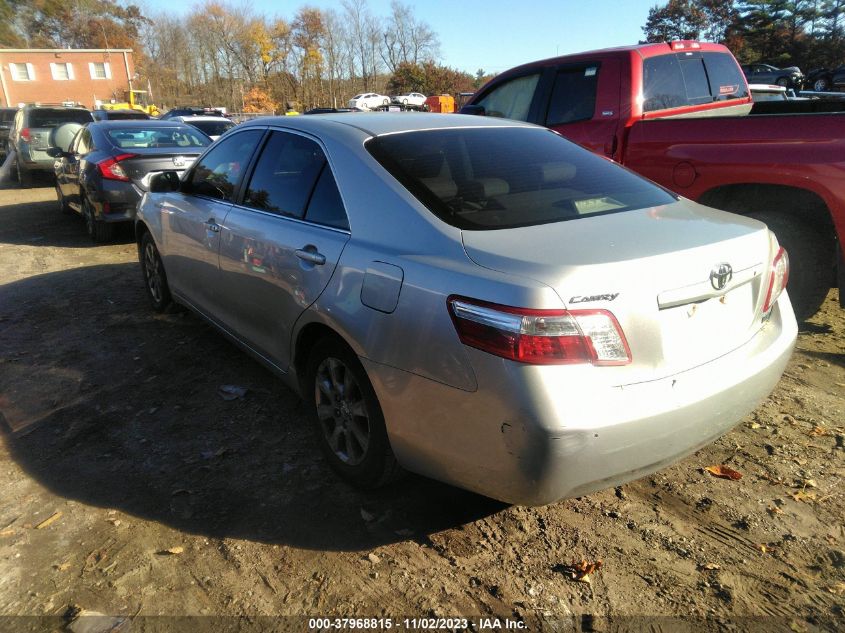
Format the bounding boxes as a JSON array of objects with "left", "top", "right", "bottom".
[
  {"left": 475, "top": 73, "right": 540, "bottom": 121},
  {"left": 243, "top": 131, "right": 327, "bottom": 219},
  {"left": 187, "top": 129, "right": 263, "bottom": 201},
  {"left": 545, "top": 65, "right": 599, "bottom": 125}
]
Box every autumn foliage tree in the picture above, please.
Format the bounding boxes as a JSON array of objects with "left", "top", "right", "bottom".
[{"left": 242, "top": 86, "right": 276, "bottom": 113}]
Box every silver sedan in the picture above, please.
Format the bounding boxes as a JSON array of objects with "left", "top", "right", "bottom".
[{"left": 135, "top": 113, "right": 797, "bottom": 505}]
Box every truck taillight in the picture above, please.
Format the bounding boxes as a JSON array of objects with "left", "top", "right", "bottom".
[
  {"left": 20, "top": 128, "right": 31, "bottom": 142},
  {"left": 762, "top": 246, "right": 789, "bottom": 315},
  {"left": 97, "top": 153, "right": 137, "bottom": 181},
  {"left": 447, "top": 297, "right": 631, "bottom": 366}
]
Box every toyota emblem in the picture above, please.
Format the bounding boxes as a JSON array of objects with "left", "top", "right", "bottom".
[{"left": 710, "top": 263, "right": 733, "bottom": 290}]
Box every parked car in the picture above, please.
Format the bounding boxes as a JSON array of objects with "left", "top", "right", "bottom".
[
  {"left": 0, "top": 107, "right": 17, "bottom": 157},
  {"left": 741, "top": 63, "right": 803, "bottom": 89},
  {"left": 347, "top": 93, "right": 390, "bottom": 110},
  {"left": 803, "top": 66, "right": 845, "bottom": 92},
  {"left": 9, "top": 104, "right": 94, "bottom": 187},
  {"left": 135, "top": 113, "right": 796, "bottom": 505},
  {"left": 92, "top": 109, "right": 151, "bottom": 121},
  {"left": 159, "top": 107, "right": 226, "bottom": 120},
  {"left": 169, "top": 115, "right": 235, "bottom": 140},
  {"left": 462, "top": 41, "right": 845, "bottom": 321},
  {"left": 49, "top": 120, "right": 211, "bottom": 241},
  {"left": 391, "top": 92, "right": 427, "bottom": 107}
]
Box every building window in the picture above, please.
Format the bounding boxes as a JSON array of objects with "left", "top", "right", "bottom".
[
  {"left": 10, "top": 63, "right": 34, "bottom": 81},
  {"left": 88, "top": 62, "right": 111, "bottom": 80},
  {"left": 50, "top": 62, "right": 75, "bottom": 81}
]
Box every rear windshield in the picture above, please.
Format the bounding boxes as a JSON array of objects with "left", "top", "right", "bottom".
[
  {"left": 366, "top": 127, "right": 676, "bottom": 230},
  {"left": 186, "top": 120, "right": 235, "bottom": 137},
  {"left": 643, "top": 51, "right": 748, "bottom": 112},
  {"left": 28, "top": 108, "right": 93, "bottom": 128},
  {"left": 105, "top": 126, "right": 211, "bottom": 149},
  {"left": 0, "top": 109, "right": 16, "bottom": 123}
]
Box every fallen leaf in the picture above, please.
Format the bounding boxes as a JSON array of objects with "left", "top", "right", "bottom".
[
  {"left": 55, "top": 562, "right": 71, "bottom": 572},
  {"left": 756, "top": 543, "right": 777, "bottom": 554},
  {"left": 791, "top": 490, "right": 817, "bottom": 503},
  {"left": 705, "top": 465, "right": 743, "bottom": 481},
  {"left": 35, "top": 512, "right": 62, "bottom": 530},
  {"left": 827, "top": 582, "right": 845, "bottom": 595},
  {"left": 808, "top": 427, "right": 828, "bottom": 437},
  {"left": 367, "top": 552, "right": 380, "bottom": 564},
  {"left": 558, "top": 559, "right": 603, "bottom": 583},
  {"left": 750, "top": 422, "right": 762, "bottom": 429},
  {"left": 801, "top": 479, "right": 818, "bottom": 489},
  {"left": 158, "top": 546, "right": 184, "bottom": 556},
  {"left": 0, "top": 529, "right": 14, "bottom": 538},
  {"left": 699, "top": 563, "right": 721, "bottom": 571},
  {"left": 767, "top": 505, "right": 783, "bottom": 516}
]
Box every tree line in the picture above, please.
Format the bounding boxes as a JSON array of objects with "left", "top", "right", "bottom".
[
  {"left": 1, "top": 0, "right": 493, "bottom": 112},
  {"left": 643, "top": 0, "right": 845, "bottom": 71}
]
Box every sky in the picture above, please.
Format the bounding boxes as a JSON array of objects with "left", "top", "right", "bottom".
[{"left": 137, "top": 0, "right": 656, "bottom": 75}]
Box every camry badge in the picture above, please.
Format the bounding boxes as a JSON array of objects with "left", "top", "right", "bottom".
[
  {"left": 710, "top": 263, "right": 733, "bottom": 291},
  {"left": 172, "top": 155, "right": 186, "bottom": 167}
]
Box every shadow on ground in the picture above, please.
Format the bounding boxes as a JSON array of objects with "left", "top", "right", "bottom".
[{"left": 0, "top": 264, "right": 505, "bottom": 552}]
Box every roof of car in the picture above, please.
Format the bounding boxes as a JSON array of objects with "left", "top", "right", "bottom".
[{"left": 236, "top": 111, "right": 535, "bottom": 137}]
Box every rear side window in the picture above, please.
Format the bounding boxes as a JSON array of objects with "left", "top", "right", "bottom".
[
  {"left": 187, "top": 129, "right": 263, "bottom": 201},
  {"left": 243, "top": 131, "right": 326, "bottom": 218},
  {"left": 28, "top": 108, "right": 93, "bottom": 127},
  {"left": 545, "top": 65, "right": 599, "bottom": 125},
  {"left": 188, "top": 120, "right": 235, "bottom": 137},
  {"left": 305, "top": 167, "right": 348, "bottom": 230},
  {"left": 367, "top": 127, "right": 676, "bottom": 230},
  {"left": 643, "top": 52, "right": 748, "bottom": 113},
  {"left": 476, "top": 73, "right": 540, "bottom": 121}
]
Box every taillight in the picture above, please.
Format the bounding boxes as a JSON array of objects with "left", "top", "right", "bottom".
[
  {"left": 20, "top": 128, "right": 31, "bottom": 142},
  {"left": 762, "top": 246, "right": 789, "bottom": 314},
  {"left": 97, "top": 153, "right": 137, "bottom": 182},
  {"left": 447, "top": 296, "right": 631, "bottom": 366}
]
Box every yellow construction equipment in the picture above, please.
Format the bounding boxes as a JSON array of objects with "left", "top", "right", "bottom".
[{"left": 101, "top": 90, "right": 160, "bottom": 117}]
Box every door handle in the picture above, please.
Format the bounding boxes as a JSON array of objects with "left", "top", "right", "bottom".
[
  {"left": 295, "top": 248, "right": 326, "bottom": 265},
  {"left": 205, "top": 219, "right": 220, "bottom": 233}
]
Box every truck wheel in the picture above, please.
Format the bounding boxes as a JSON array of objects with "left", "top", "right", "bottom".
[
  {"left": 748, "top": 211, "right": 833, "bottom": 321},
  {"left": 305, "top": 337, "right": 401, "bottom": 488},
  {"left": 776, "top": 77, "right": 789, "bottom": 87}
]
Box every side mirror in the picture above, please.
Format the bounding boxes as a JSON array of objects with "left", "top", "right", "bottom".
[
  {"left": 459, "top": 104, "right": 486, "bottom": 116},
  {"left": 46, "top": 147, "right": 64, "bottom": 158},
  {"left": 150, "top": 171, "right": 182, "bottom": 193}
]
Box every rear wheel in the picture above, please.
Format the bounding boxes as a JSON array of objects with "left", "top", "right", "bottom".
[
  {"left": 15, "top": 158, "right": 31, "bottom": 188},
  {"left": 305, "top": 337, "right": 400, "bottom": 488},
  {"left": 776, "top": 77, "right": 790, "bottom": 87},
  {"left": 82, "top": 197, "right": 114, "bottom": 243},
  {"left": 748, "top": 210, "right": 833, "bottom": 321},
  {"left": 139, "top": 231, "right": 173, "bottom": 312},
  {"left": 813, "top": 77, "right": 830, "bottom": 92}
]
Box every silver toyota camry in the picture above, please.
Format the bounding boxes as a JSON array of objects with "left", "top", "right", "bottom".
[{"left": 135, "top": 113, "right": 796, "bottom": 505}]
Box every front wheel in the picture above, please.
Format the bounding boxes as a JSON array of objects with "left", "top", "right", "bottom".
[
  {"left": 139, "top": 231, "right": 173, "bottom": 312},
  {"left": 776, "top": 77, "right": 790, "bottom": 87},
  {"left": 813, "top": 77, "right": 830, "bottom": 92},
  {"left": 305, "top": 338, "right": 400, "bottom": 488}
]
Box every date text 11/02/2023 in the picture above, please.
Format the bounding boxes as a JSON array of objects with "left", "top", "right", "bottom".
[{"left": 307, "top": 617, "right": 527, "bottom": 630}]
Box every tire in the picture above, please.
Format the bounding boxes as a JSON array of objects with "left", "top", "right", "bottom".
[
  {"left": 55, "top": 184, "right": 72, "bottom": 214},
  {"left": 305, "top": 337, "right": 400, "bottom": 488},
  {"left": 813, "top": 77, "right": 829, "bottom": 92},
  {"left": 82, "top": 196, "right": 114, "bottom": 243},
  {"left": 15, "top": 157, "right": 31, "bottom": 188},
  {"left": 139, "top": 231, "right": 173, "bottom": 312},
  {"left": 776, "top": 77, "right": 789, "bottom": 87},
  {"left": 748, "top": 210, "right": 834, "bottom": 321}
]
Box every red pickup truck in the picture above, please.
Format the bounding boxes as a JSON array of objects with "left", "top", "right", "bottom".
[{"left": 462, "top": 41, "right": 845, "bottom": 320}]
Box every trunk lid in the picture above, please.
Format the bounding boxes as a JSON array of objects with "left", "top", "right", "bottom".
[
  {"left": 118, "top": 150, "right": 201, "bottom": 191},
  {"left": 461, "top": 200, "right": 775, "bottom": 383}
]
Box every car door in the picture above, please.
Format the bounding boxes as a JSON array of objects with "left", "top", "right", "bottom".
[
  {"left": 160, "top": 128, "right": 265, "bottom": 316},
  {"left": 216, "top": 129, "right": 350, "bottom": 371}
]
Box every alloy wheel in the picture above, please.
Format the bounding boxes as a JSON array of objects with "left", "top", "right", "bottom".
[
  {"left": 314, "top": 357, "right": 370, "bottom": 465},
  {"left": 143, "top": 241, "right": 164, "bottom": 303}
]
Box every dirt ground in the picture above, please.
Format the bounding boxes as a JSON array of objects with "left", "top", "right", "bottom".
[{"left": 0, "top": 186, "right": 843, "bottom": 633}]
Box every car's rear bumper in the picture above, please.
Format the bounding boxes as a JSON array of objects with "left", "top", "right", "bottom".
[
  {"left": 89, "top": 181, "right": 142, "bottom": 223},
  {"left": 363, "top": 295, "right": 797, "bottom": 505}
]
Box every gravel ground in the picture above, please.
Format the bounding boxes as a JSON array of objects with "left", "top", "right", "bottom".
[{"left": 0, "top": 186, "right": 843, "bottom": 633}]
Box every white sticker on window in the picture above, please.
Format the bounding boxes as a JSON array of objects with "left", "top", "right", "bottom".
[{"left": 585, "top": 67, "right": 597, "bottom": 77}]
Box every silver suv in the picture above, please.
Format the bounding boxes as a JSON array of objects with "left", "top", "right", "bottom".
[{"left": 10, "top": 105, "right": 93, "bottom": 187}]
